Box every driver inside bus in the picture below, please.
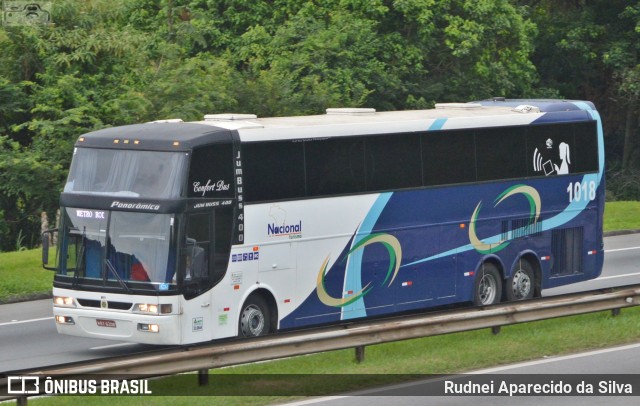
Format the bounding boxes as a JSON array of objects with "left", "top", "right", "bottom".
[
  {"left": 170, "top": 242, "right": 206, "bottom": 283},
  {"left": 186, "top": 245, "right": 206, "bottom": 279},
  {"left": 131, "top": 257, "right": 150, "bottom": 282}
]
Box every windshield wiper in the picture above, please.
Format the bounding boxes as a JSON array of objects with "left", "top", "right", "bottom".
[
  {"left": 104, "top": 258, "right": 132, "bottom": 294},
  {"left": 73, "top": 244, "right": 84, "bottom": 288},
  {"left": 73, "top": 228, "right": 86, "bottom": 288}
]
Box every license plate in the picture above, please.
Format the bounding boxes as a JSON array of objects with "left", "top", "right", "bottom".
[{"left": 96, "top": 319, "right": 116, "bottom": 328}]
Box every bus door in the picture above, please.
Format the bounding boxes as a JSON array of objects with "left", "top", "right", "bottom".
[
  {"left": 431, "top": 224, "right": 458, "bottom": 300},
  {"left": 258, "top": 241, "right": 297, "bottom": 299},
  {"left": 180, "top": 207, "right": 233, "bottom": 341}
]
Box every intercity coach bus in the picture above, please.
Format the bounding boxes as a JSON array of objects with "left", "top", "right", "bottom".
[{"left": 43, "top": 99, "right": 605, "bottom": 345}]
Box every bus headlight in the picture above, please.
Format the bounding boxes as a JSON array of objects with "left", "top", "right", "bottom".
[
  {"left": 133, "top": 303, "right": 172, "bottom": 314},
  {"left": 138, "top": 323, "right": 159, "bottom": 333},
  {"left": 55, "top": 315, "right": 75, "bottom": 325},
  {"left": 53, "top": 296, "right": 75, "bottom": 307}
]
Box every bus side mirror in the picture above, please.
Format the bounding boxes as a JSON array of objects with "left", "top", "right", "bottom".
[{"left": 42, "top": 229, "right": 58, "bottom": 271}]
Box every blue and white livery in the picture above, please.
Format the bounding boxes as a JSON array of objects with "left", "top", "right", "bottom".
[{"left": 47, "top": 99, "right": 604, "bottom": 344}]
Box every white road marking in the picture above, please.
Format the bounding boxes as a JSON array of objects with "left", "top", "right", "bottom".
[
  {"left": 472, "top": 342, "right": 640, "bottom": 373},
  {"left": 597, "top": 271, "right": 640, "bottom": 281},
  {"left": 281, "top": 396, "right": 350, "bottom": 406},
  {"left": 605, "top": 246, "right": 640, "bottom": 253},
  {"left": 0, "top": 316, "right": 53, "bottom": 327},
  {"left": 90, "top": 343, "right": 137, "bottom": 350}
]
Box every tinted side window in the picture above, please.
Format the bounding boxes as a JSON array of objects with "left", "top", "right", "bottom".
[
  {"left": 213, "top": 206, "right": 233, "bottom": 285},
  {"left": 476, "top": 127, "right": 527, "bottom": 181},
  {"left": 184, "top": 212, "right": 210, "bottom": 284},
  {"left": 188, "top": 143, "right": 234, "bottom": 198},
  {"left": 423, "top": 130, "right": 476, "bottom": 186},
  {"left": 366, "top": 133, "right": 422, "bottom": 191},
  {"left": 527, "top": 124, "right": 574, "bottom": 177},
  {"left": 571, "top": 121, "right": 599, "bottom": 173},
  {"left": 243, "top": 141, "right": 305, "bottom": 202},
  {"left": 305, "top": 137, "right": 365, "bottom": 197}
]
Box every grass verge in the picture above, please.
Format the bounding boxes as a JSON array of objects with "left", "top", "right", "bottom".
[
  {"left": 0, "top": 249, "right": 52, "bottom": 304},
  {"left": 604, "top": 201, "right": 640, "bottom": 232}
]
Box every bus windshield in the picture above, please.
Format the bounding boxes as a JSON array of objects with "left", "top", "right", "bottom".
[
  {"left": 64, "top": 148, "right": 187, "bottom": 198},
  {"left": 59, "top": 208, "right": 176, "bottom": 290}
]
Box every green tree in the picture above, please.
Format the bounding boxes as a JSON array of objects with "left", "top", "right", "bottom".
[
  {"left": 522, "top": 0, "right": 640, "bottom": 175},
  {"left": 0, "top": 0, "right": 154, "bottom": 250},
  {"left": 145, "top": 50, "right": 240, "bottom": 120},
  {"left": 0, "top": 0, "right": 545, "bottom": 250},
  {"left": 386, "top": 0, "right": 538, "bottom": 105},
  {"left": 229, "top": 0, "right": 539, "bottom": 113}
]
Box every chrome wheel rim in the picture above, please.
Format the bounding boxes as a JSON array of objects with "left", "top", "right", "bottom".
[
  {"left": 478, "top": 273, "right": 497, "bottom": 305},
  {"left": 511, "top": 269, "right": 531, "bottom": 299},
  {"left": 240, "top": 304, "right": 265, "bottom": 336}
]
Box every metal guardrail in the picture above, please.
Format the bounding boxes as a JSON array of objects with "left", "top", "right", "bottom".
[{"left": 2, "top": 283, "right": 640, "bottom": 402}]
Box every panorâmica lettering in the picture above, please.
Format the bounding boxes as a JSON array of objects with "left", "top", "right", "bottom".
[{"left": 110, "top": 201, "right": 160, "bottom": 211}]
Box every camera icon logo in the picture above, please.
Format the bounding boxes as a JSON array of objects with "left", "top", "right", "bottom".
[
  {"left": 3, "top": 2, "right": 52, "bottom": 26},
  {"left": 7, "top": 376, "right": 40, "bottom": 395}
]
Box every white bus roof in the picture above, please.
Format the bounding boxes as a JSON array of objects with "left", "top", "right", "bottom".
[{"left": 191, "top": 100, "right": 595, "bottom": 142}]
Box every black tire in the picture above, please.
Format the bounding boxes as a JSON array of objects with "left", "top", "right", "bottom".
[
  {"left": 505, "top": 259, "right": 535, "bottom": 301},
  {"left": 473, "top": 263, "right": 502, "bottom": 306},
  {"left": 238, "top": 295, "right": 270, "bottom": 337}
]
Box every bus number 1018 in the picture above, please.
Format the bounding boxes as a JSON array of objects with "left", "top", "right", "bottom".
[{"left": 567, "top": 181, "right": 596, "bottom": 203}]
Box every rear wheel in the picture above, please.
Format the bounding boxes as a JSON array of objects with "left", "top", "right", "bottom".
[
  {"left": 473, "top": 263, "right": 502, "bottom": 306},
  {"left": 238, "top": 295, "right": 270, "bottom": 337},
  {"left": 506, "top": 259, "right": 535, "bottom": 301}
]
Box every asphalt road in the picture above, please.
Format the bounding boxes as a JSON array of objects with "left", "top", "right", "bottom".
[
  {"left": 0, "top": 299, "right": 158, "bottom": 373},
  {"left": 1, "top": 233, "right": 639, "bottom": 374}
]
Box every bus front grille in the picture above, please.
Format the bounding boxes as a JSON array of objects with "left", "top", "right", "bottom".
[{"left": 77, "top": 299, "right": 133, "bottom": 311}]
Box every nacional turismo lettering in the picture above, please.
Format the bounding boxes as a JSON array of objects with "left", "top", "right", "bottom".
[{"left": 268, "top": 221, "right": 303, "bottom": 237}]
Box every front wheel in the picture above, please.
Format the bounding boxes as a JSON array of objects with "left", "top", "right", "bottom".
[
  {"left": 505, "top": 259, "right": 535, "bottom": 301},
  {"left": 238, "top": 295, "right": 270, "bottom": 337},
  {"left": 473, "top": 263, "right": 502, "bottom": 306}
]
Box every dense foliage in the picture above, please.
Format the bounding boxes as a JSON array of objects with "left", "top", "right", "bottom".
[{"left": 0, "top": 0, "right": 639, "bottom": 251}]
